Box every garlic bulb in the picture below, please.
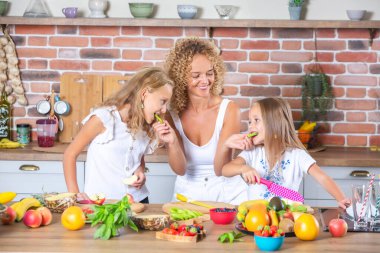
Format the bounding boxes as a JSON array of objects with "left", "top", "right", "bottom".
[
  {"left": 4, "top": 85, "right": 12, "bottom": 95},
  {"left": 7, "top": 94, "right": 16, "bottom": 104}
]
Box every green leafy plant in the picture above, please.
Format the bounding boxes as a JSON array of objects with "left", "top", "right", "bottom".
[
  {"left": 217, "top": 231, "right": 245, "bottom": 243},
  {"left": 88, "top": 196, "right": 138, "bottom": 240},
  {"left": 289, "top": 0, "right": 304, "bottom": 7}
]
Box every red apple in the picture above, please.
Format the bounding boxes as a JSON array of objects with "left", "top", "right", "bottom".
[
  {"left": 328, "top": 218, "right": 348, "bottom": 237},
  {"left": 126, "top": 193, "right": 134, "bottom": 204},
  {"left": 1, "top": 206, "right": 17, "bottom": 225},
  {"left": 37, "top": 207, "right": 52, "bottom": 226},
  {"left": 89, "top": 193, "right": 106, "bottom": 205},
  {"left": 23, "top": 210, "right": 42, "bottom": 228}
]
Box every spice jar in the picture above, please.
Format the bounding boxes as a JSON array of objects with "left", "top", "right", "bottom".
[{"left": 16, "top": 124, "right": 31, "bottom": 144}]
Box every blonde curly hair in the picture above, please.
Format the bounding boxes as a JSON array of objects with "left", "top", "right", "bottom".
[{"left": 164, "top": 37, "right": 225, "bottom": 114}]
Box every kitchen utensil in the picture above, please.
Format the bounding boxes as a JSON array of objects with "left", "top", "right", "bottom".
[
  {"left": 162, "top": 201, "right": 234, "bottom": 215},
  {"left": 260, "top": 178, "right": 304, "bottom": 202},
  {"left": 176, "top": 193, "right": 215, "bottom": 209},
  {"left": 358, "top": 174, "right": 375, "bottom": 222}
]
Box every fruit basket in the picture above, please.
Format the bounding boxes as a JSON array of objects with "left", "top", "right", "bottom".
[{"left": 44, "top": 193, "right": 77, "bottom": 213}]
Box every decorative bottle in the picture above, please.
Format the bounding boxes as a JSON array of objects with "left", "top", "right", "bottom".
[{"left": 0, "top": 91, "right": 11, "bottom": 140}]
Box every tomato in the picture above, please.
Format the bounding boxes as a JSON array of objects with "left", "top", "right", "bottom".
[
  {"left": 61, "top": 206, "right": 86, "bottom": 231},
  {"left": 245, "top": 209, "right": 270, "bottom": 232},
  {"left": 294, "top": 213, "right": 320, "bottom": 241},
  {"left": 298, "top": 130, "right": 311, "bottom": 144}
]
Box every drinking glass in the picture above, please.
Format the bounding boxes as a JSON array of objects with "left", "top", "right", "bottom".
[
  {"left": 351, "top": 184, "right": 371, "bottom": 230},
  {"left": 369, "top": 181, "right": 380, "bottom": 230}
]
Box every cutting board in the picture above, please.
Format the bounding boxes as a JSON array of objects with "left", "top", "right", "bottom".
[
  {"left": 102, "top": 75, "right": 131, "bottom": 101},
  {"left": 162, "top": 201, "right": 235, "bottom": 214}
]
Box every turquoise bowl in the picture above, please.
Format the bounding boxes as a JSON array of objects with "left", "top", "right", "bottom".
[
  {"left": 129, "top": 3, "right": 153, "bottom": 18},
  {"left": 254, "top": 235, "right": 285, "bottom": 251}
]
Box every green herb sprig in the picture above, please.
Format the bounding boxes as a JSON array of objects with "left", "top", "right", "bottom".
[
  {"left": 217, "top": 231, "right": 245, "bottom": 243},
  {"left": 88, "top": 196, "right": 138, "bottom": 240}
]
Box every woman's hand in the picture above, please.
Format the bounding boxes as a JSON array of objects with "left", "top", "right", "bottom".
[
  {"left": 132, "top": 169, "right": 146, "bottom": 189},
  {"left": 224, "top": 133, "right": 254, "bottom": 150},
  {"left": 76, "top": 192, "right": 90, "bottom": 201},
  {"left": 153, "top": 121, "right": 176, "bottom": 145},
  {"left": 241, "top": 165, "right": 261, "bottom": 185},
  {"left": 338, "top": 198, "right": 352, "bottom": 210}
]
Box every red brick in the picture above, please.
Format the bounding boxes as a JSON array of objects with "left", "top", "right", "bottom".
[
  {"left": 372, "top": 41, "right": 380, "bottom": 50},
  {"left": 369, "top": 136, "right": 380, "bottom": 146},
  {"left": 221, "top": 51, "right": 247, "bottom": 61},
  {"left": 282, "top": 64, "right": 302, "bottom": 73},
  {"left": 114, "top": 37, "right": 153, "bottom": 48},
  {"left": 241, "top": 40, "right": 279, "bottom": 50},
  {"left": 270, "top": 75, "right": 302, "bottom": 85},
  {"left": 114, "top": 61, "right": 153, "bottom": 71},
  {"left": 368, "top": 88, "right": 380, "bottom": 98},
  {"left": 369, "top": 65, "right": 380, "bottom": 74},
  {"left": 50, "top": 60, "right": 90, "bottom": 70},
  {"left": 368, "top": 112, "right": 380, "bottom": 122},
  {"left": 13, "top": 36, "right": 26, "bottom": 46},
  {"left": 348, "top": 40, "right": 369, "bottom": 50},
  {"left": 304, "top": 40, "right": 346, "bottom": 51},
  {"left": 332, "top": 87, "right": 345, "bottom": 97},
  {"left": 92, "top": 61, "right": 113, "bottom": 71},
  {"left": 292, "top": 111, "right": 302, "bottom": 121},
  {"left": 326, "top": 111, "right": 344, "bottom": 121},
  {"left": 239, "top": 63, "right": 279, "bottom": 73},
  {"left": 28, "top": 36, "right": 47, "bottom": 46},
  {"left": 338, "top": 29, "right": 370, "bottom": 39},
  {"left": 250, "top": 28, "right": 270, "bottom": 38},
  {"left": 21, "top": 71, "right": 60, "bottom": 82},
  {"left": 58, "top": 49, "right": 78, "bottom": 58},
  {"left": 240, "top": 86, "right": 281, "bottom": 97},
  {"left": 282, "top": 87, "right": 302, "bottom": 97},
  {"left": 57, "top": 26, "right": 77, "bottom": 34},
  {"left": 143, "top": 27, "right": 182, "bottom": 37},
  {"left": 19, "top": 59, "right": 27, "bottom": 69},
  {"left": 347, "top": 112, "right": 366, "bottom": 122},
  {"left": 346, "top": 88, "right": 366, "bottom": 98},
  {"left": 213, "top": 28, "right": 247, "bottom": 37},
  {"left": 220, "top": 39, "right": 239, "bottom": 49},
  {"left": 225, "top": 62, "right": 237, "bottom": 72},
  {"left": 347, "top": 136, "right": 367, "bottom": 146},
  {"left": 224, "top": 73, "right": 248, "bottom": 84},
  {"left": 347, "top": 63, "right": 368, "bottom": 74},
  {"left": 316, "top": 29, "right": 335, "bottom": 38},
  {"left": 49, "top": 37, "right": 89, "bottom": 47},
  {"left": 155, "top": 39, "right": 175, "bottom": 48},
  {"left": 271, "top": 52, "right": 313, "bottom": 62},
  {"left": 319, "top": 135, "right": 345, "bottom": 146},
  {"left": 249, "top": 75, "right": 269, "bottom": 85},
  {"left": 12, "top": 107, "right": 26, "bottom": 117},
  {"left": 91, "top": 37, "right": 112, "bottom": 47},
  {"left": 184, "top": 27, "right": 205, "bottom": 37},
  {"left": 272, "top": 29, "right": 313, "bottom": 39},
  {"left": 28, "top": 59, "right": 48, "bottom": 69},
  {"left": 121, "top": 27, "right": 141, "bottom": 35},
  {"left": 143, "top": 50, "right": 169, "bottom": 60},
  {"left": 80, "top": 26, "right": 120, "bottom": 36},
  {"left": 222, "top": 86, "right": 238, "bottom": 96},
  {"left": 122, "top": 50, "right": 142, "bottom": 60},
  {"left": 282, "top": 41, "right": 301, "bottom": 50},
  {"left": 30, "top": 82, "right": 51, "bottom": 93},
  {"left": 80, "top": 49, "right": 120, "bottom": 59},
  {"left": 15, "top": 25, "right": 55, "bottom": 34},
  {"left": 316, "top": 53, "right": 334, "bottom": 62},
  {"left": 286, "top": 99, "right": 301, "bottom": 110},
  {"left": 229, "top": 98, "right": 250, "bottom": 109},
  {"left": 335, "top": 75, "right": 377, "bottom": 86},
  {"left": 317, "top": 64, "right": 345, "bottom": 74},
  {"left": 249, "top": 52, "right": 269, "bottom": 61},
  {"left": 333, "top": 123, "right": 375, "bottom": 134},
  {"left": 336, "top": 99, "right": 376, "bottom": 110},
  {"left": 336, "top": 52, "right": 377, "bottom": 63},
  {"left": 17, "top": 48, "right": 57, "bottom": 58}
]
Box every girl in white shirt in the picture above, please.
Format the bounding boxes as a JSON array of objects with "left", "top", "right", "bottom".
[
  {"left": 222, "top": 97, "right": 351, "bottom": 209},
  {"left": 63, "top": 67, "right": 173, "bottom": 203}
]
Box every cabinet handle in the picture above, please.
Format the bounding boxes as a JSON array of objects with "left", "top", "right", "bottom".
[
  {"left": 350, "top": 170, "right": 370, "bottom": 177},
  {"left": 19, "top": 165, "right": 40, "bottom": 171}
]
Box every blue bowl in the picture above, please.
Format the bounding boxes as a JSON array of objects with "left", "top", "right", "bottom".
[
  {"left": 254, "top": 235, "right": 285, "bottom": 251},
  {"left": 177, "top": 5, "right": 197, "bottom": 19}
]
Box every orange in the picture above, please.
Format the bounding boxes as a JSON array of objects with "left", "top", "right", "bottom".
[
  {"left": 294, "top": 213, "right": 320, "bottom": 241},
  {"left": 245, "top": 209, "right": 270, "bottom": 232},
  {"left": 248, "top": 203, "right": 268, "bottom": 213},
  {"left": 61, "top": 206, "right": 86, "bottom": 231}
]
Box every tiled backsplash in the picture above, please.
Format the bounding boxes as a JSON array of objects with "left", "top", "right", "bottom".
[{"left": 9, "top": 25, "right": 380, "bottom": 147}]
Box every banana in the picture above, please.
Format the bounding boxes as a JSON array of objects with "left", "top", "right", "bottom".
[
  {"left": 0, "top": 138, "right": 24, "bottom": 149},
  {"left": 268, "top": 209, "right": 279, "bottom": 226},
  {"left": 12, "top": 197, "right": 41, "bottom": 221},
  {"left": 238, "top": 199, "right": 269, "bottom": 211},
  {"left": 0, "top": 191, "right": 17, "bottom": 204}
]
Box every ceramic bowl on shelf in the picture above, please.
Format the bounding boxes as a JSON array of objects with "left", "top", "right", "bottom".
[
  {"left": 346, "top": 10, "right": 366, "bottom": 21},
  {"left": 214, "top": 5, "right": 234, "bottom": 19},
  {"left": 177, "top": 5, "right": 197, "bottom": 19},
  {"left": 0, "top": 1, "right": 8, "bottom": 16},
  {"left": 129, "top": 3, "right": 154, "bottom": 18}
]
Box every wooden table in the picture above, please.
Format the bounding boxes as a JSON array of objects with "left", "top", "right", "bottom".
[{"left": 1, "top": 205, "right": 380, "bottom": 253}]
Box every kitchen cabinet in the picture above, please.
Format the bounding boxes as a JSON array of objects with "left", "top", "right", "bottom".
[
  {"left": 145, "top": 163, "right": 176, "bottom": 204},
  {"left": 303, "top": 166, "right": 380, "bottom": 207},
  {"left": 0, "top": 160, "right": 85, "bottom": 201}
]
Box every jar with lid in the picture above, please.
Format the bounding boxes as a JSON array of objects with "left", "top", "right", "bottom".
[
  {"left": 0, "top": 91, "right": 11, "bottom": 140},
  {"left": 17, "top": 124, "right": 31, "bottom": 144}
]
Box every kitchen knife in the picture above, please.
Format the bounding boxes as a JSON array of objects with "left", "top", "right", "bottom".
[
  {"left": 259, "top": 178, "right": 304, "bottom": 203},
  {"left": 176, "top": 193, "right": 215, "bottom": 209}
]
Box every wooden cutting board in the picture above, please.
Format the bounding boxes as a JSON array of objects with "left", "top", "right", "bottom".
[
  {"left": 59, "top": 74, "right": 103, "bottom": 143},
  {"left": 162, "top": 201, "right": 235, "bottom": 214},
  {"left": 102, "top": 75, "right": 131, "bottom": 100}
]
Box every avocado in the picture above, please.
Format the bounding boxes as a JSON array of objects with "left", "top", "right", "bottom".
[{"left": 269, "top": 196, "right": 284, "bottom": 211}]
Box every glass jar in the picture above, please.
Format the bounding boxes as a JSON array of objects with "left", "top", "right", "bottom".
[
  {"left": 36, "top": 119, "right": 56, "bottom": 147},
  {"left": 17, "top": 124, "right": 31, "bottom": 144},
  {"left": 0, "top": 91, "right": 11, "bottom": 140}
]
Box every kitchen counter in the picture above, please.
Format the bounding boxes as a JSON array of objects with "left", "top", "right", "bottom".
[
  {"left": 0, "top": 204, "right": 379, "bottom": 253},
  {"left": 0, "top": 143, "right": 379, "bottom": 167}
]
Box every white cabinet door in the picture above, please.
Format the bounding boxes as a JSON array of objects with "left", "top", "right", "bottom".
[
  {"left": 145, "top": 163, "right": 176, "bottom": 204},
  {"left": 0, "top": 161, "right": 85, "bottom": 201}
]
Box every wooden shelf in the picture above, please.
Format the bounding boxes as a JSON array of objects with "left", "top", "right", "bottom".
[{"left": 1, "top": 16, "right": 380, "bottom": 28}]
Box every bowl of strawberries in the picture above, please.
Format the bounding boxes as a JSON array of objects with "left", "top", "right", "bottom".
[{"left": 254, "top": 225, "right": 285, "bottom": 251}]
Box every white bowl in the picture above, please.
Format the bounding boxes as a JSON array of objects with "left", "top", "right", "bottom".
[
  {"left": 177, "top": 5, "right": 197, "bottom": 19},
  {"left": 215, "top": 5, "right": 234, "bottom": 19},
  {"left": 346, "top": 10, "right": 366, "bottom": 21}
]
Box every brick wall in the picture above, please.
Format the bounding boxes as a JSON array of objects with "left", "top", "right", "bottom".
[{"left": 9, "top": 25, "right": 380, "bottom": 147}]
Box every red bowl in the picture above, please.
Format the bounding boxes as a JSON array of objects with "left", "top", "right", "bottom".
[{"left": 209, "top": 208, "right": 237, "bottom": 225}]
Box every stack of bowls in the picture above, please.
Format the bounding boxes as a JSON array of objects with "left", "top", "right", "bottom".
[{"left": 177, "top": 5, "right": 197, "bottom": 19}]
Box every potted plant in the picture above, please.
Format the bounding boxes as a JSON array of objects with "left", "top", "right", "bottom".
[{"left": 288, "top": 0, "right": 304, "bottom": 20}]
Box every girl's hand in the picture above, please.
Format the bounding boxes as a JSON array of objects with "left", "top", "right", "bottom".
[
  {"left": 241, "top": 165, "right": 260, "bottom": 185},
  {"left": 338, "top": 198, "right": 351, "bottom": 210},
  {"left": 153, "top": 121, "right": 176, "bottom": 145},
  {"left": 132, "top": 170, "right": 146, "bottom": 189},
  {"left": 224, "top": 133, "right": 254, "bottom": 150},
  {"left": 76, "top": 192, "right": 90, "bottom": 201}
]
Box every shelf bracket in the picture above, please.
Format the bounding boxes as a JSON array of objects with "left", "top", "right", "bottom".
[{"left": 368, "top": 28, "right": 377, "bottom": 47}]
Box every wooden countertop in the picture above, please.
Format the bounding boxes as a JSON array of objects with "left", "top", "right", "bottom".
[
  {"left": 0, "top": 143, "right": 379, "bottom": 167},
  {"left": 0, "top": 204, "right": 379, "bottom": 253}
]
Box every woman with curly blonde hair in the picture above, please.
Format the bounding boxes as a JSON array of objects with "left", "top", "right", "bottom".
[{"left": 153, "top": 37, "right": 248, "bottom": 204}]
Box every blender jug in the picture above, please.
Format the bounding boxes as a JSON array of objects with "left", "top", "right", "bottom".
[{"left": 36, "top": 119, "right": 56, "bottom": 147}]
